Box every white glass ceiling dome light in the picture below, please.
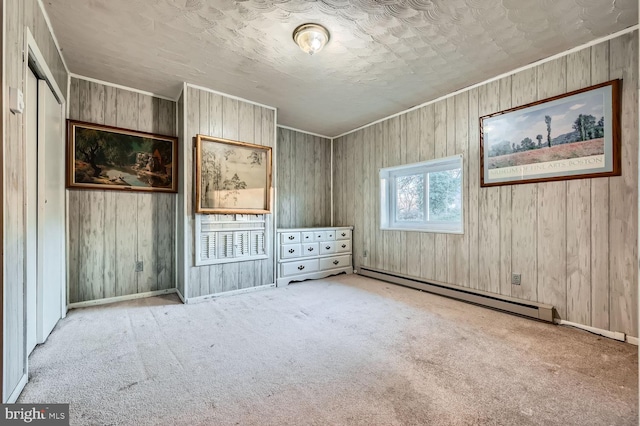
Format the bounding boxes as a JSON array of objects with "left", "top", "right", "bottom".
[{"left": 293, "top": 23, "right": 330, "bottom": 55}]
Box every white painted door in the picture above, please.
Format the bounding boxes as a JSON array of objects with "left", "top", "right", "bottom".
[
  {"left": 36, "top": 79, "right": 65, "bottom": 343},
  {"left": 25, "top": 69, "right": 38, "bottom": 354}
]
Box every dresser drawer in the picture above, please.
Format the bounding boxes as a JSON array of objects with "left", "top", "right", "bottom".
[
  {"left": 336, "top": 229, "right": 351, "bottom": 240},
  {"left": 313, "top": 231, "right": 327, "bottom": 242},
  {"left": 320, "top": 241, "right": 336, "bottom": 255},
  {"left": 301, "top": 232, "right": 315, "bottom": 242},
  {"left": 301, "top": 242, "right": 319, "bottom": 257},
  {"left": 280, "top": 244, "right": 301, "bottom": 259},
  {"left": 325, "top": 230, "right": 336, "bottom": 240},
  {"left": 281, "top": 259, "right": 319, "bottom": 277},
  {"left": 319, "top": 255, "right": 351, "bottom": 271},
  {"left": 335, "top": 240, "right": 351, "bottom": 253},
  {"left": 281, "top": 232, "right": 301, "bottom": 244}
]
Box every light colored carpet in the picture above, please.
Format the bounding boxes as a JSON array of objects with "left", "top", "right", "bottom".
[{"left": 19, "top": 274, "right": 637, "bottom": 425}]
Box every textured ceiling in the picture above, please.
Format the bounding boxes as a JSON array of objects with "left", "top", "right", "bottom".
[{"left": 45, "top": 0, "right": 637, "bottom": 136}]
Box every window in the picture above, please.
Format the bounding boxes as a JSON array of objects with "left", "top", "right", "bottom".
[{"left": 380, "top": 155, "right": 463, "bottom": 233}]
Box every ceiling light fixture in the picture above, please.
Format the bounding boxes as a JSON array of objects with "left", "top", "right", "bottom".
[{"left": 293, "top": 23, "right": 330, "bottom": 55}]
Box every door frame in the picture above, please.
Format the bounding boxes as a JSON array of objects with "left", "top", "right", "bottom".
[
  {"left": 24, "top": 27, "right": 67, "bottom": 334},
  {"left": 3, "top": 27, "right": 67, "bottom": 403}
]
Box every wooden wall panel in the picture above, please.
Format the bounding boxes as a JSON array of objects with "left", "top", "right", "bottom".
[
  {"left": 589, "top": 42, "right": 611, "bottom": 330},
  {"left": 478, "top": 81, "right": 501, "bottom": 294},
  {"left": 536, "top": 57, "right": 568, "bottom": 318},
  {"left": 184, "top": 87, "right": 276, "bottom": 299},
  {"left": 331, "top": 32, "right": 638, "bottom": 336},
  {"left": 608, "top": 32, "right": 638, "bottom": 335},
  {"left": 565, "top": 48, "right": 593, "bottom": 325},
  {"left": 277, "top": 128, "right": 331, "bottom": 229},
  {"left": 510, "top": 68, "right": 538, "bottom": 302},
  {"left": 68, "top": 78, "right": 177, "bottom": 303}
]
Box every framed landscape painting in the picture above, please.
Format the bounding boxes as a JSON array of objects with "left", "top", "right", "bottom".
[
  {"left": 67, "top": 120, "right": 178, "bottom": 192},
  {"left": 480, "top": 79, "right": 621, "bottom": 187},
  {"left": 195, "top": 135, "right": 272, "bottom": 214}
]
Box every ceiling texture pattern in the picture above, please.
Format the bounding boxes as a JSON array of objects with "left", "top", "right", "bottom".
[{"left": 45, "top": 0, "right": 637, "bottom": 136}]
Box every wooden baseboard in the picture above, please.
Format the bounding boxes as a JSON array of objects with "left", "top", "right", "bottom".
[
  {"left": 68, "top": 289, "right": 177, "bottom": 309},
  {"left": 185, "top": 284, "right": 276, "bottom": 304}
]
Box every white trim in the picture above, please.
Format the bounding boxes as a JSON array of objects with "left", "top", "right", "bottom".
[
  {"left": 69, "top": 73, "right": 176, "bottom": 102},
  {"left": 2, "top": 0, "right": 7, "bottom": 402},
  {"left": 626, "top": 335, "right": 638, "bottom": 345},
  {"left": 6, "top": 374, "right": 27, "bottom": 403},
  {"left": 554, "top": 319, "right": 626, "bottom": 342},
  {"left": 181, "top": 82, "right": 189, "bottom": 299},
  {"left": 277, "top": 125, "right": 332, "bottom": 140},
  {"left": 175, "top": 288, "right": 186, "bottom": 304},
  {"left": 380, "top": 154, "right": 464, "bottom": 234},
  {"left": 174, "top": 86, "right": 182, "bottom": 300},
  {"left": 272, "top": 108, "right": 278, "bottom": 285},
  {"left": 185, "top": 283, "right": 276, "bottom": 304},
  {"left": 333, "top": 25, "right": 639, "bottom": 140},
  {"left": 26, "top": 29, "right": 64, "bottom": 103},
  {"left": 185, "top": 83, "right": 276, "bottom": 111},
  {"left": 36, "top": 0, "right": 70, "bottom": 74},
  {"left": 66, "top": 73, "right": 70, "bottom": 118},
  {"left": 330, "top": 138, "right": 334, "bottom": 226},
  {"left": 68, "top": 289, "right": 177, "bottom": 309}
]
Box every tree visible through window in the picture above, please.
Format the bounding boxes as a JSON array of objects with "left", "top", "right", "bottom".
[{"left": 381, "top": 155, "right": 463, "bottom": 233}]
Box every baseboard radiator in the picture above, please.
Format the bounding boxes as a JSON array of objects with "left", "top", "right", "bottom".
[{"left": 358, "top": 267, "right": 554, "bottom": 322}]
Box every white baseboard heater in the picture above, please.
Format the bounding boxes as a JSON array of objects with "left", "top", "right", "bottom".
[{"left": 358, "top": 267, "right": 554, "bottom": 322}]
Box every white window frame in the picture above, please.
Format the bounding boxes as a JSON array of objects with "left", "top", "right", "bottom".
[{"left": 380, "top": 154, "right": 463, "bottom": 234}]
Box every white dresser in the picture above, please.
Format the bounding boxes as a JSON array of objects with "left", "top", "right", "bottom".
[{"left": 276, "top": 226, "right": 353, "bottom": 286}]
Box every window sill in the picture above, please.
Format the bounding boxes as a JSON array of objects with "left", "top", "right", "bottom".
[{"left": 380, "top": 227, "right": 464, "bottom": 235}]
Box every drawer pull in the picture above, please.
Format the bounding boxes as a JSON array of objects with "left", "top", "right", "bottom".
[
  {"left": 288, "top": 249, "right": 295, "bottom": 253},
  {"left": 341, "top": 232, "right": 346, "bottom": 237},
  {"left": 326, "top": 246, "right": 331, "bottom": 250},
  {"left": 298, "top": 265, "right": 305, "bottom": 271},
  {"left": 288, "top": 236, "right": 295, "bottom": 240},
  {"left": 341, "top": 244, "right": 346, "bottom": 248},
  {"left": 333, "top": 260, "right": 339, "bottom": 265},
  {"left": 307, "top": 247, "right": 314, "bottom": 252}
]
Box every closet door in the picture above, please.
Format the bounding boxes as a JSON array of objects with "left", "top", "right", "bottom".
[{"left": 37, "top": 79, "right": 65, "bottom": 343}]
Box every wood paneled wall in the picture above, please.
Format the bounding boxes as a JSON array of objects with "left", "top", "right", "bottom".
[
  {"left": 182, "top": 86, "right": 275, "bottom": 299},
  {"left": 4, "top": 0, "right": 68, "bottom": 401},
  {"left": 67, "top": 78, "right": 177, "bottom": 303},
  {"left": 333, "top": 32, "right": 638, "bottom": 337},
  {"left": 276, "top": 128, "right": 331, "bottom": 228}
]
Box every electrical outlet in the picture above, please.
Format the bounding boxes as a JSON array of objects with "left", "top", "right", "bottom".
[
  {"left": 511, "top": 273, "right": 521, "bottom": 285},
  {"left": 136, "top": 261, "right": 144, "bottom": 272}
]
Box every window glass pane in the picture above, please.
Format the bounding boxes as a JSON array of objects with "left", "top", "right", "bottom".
[
  {"left": 428, "top": 169, "right": 462, "bottom": 222},
  {"left": 395, "top": 174, "right": 424, "bottom": 221}
]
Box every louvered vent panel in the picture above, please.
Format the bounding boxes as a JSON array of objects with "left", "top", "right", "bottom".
[
  {"left": 200, "top": 234, "right": 210, "bottom": 261},
  {"left": 251, "top": 231, "right": 265, "bottom": 256},
  {"left": 235, "top": 231, "right": 250, "bottom": 257},
  {"left": 195, "top": 215, "right": 268, "bottom": 265},
  {"left": 219, "top": 232, "right": 234, "bottom": 258},
  {"left": 208, "top": 233, "right": 216, "bottom": 259}
]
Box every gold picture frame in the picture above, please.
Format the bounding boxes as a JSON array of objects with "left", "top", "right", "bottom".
[
  {"left": 195, "top": 134, "right": 272, "bottom": 214},
  {"left": 67, "top": 120, "right": 178, "bottom": 192}
]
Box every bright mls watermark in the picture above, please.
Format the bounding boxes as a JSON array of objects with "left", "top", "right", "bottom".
[{"left": 1, "top": 404, "right": 69, "bottom": 425}]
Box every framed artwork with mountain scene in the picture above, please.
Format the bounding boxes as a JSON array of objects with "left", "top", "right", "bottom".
[
  {"left": 67, "top": 120, "right": 178, "bottom": 192},
  {"left": 480, "top": 79, "right": 620, "bottom": 187},
  {"left": 195, "top": 134, "right": 272, "bottom": 214}
]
